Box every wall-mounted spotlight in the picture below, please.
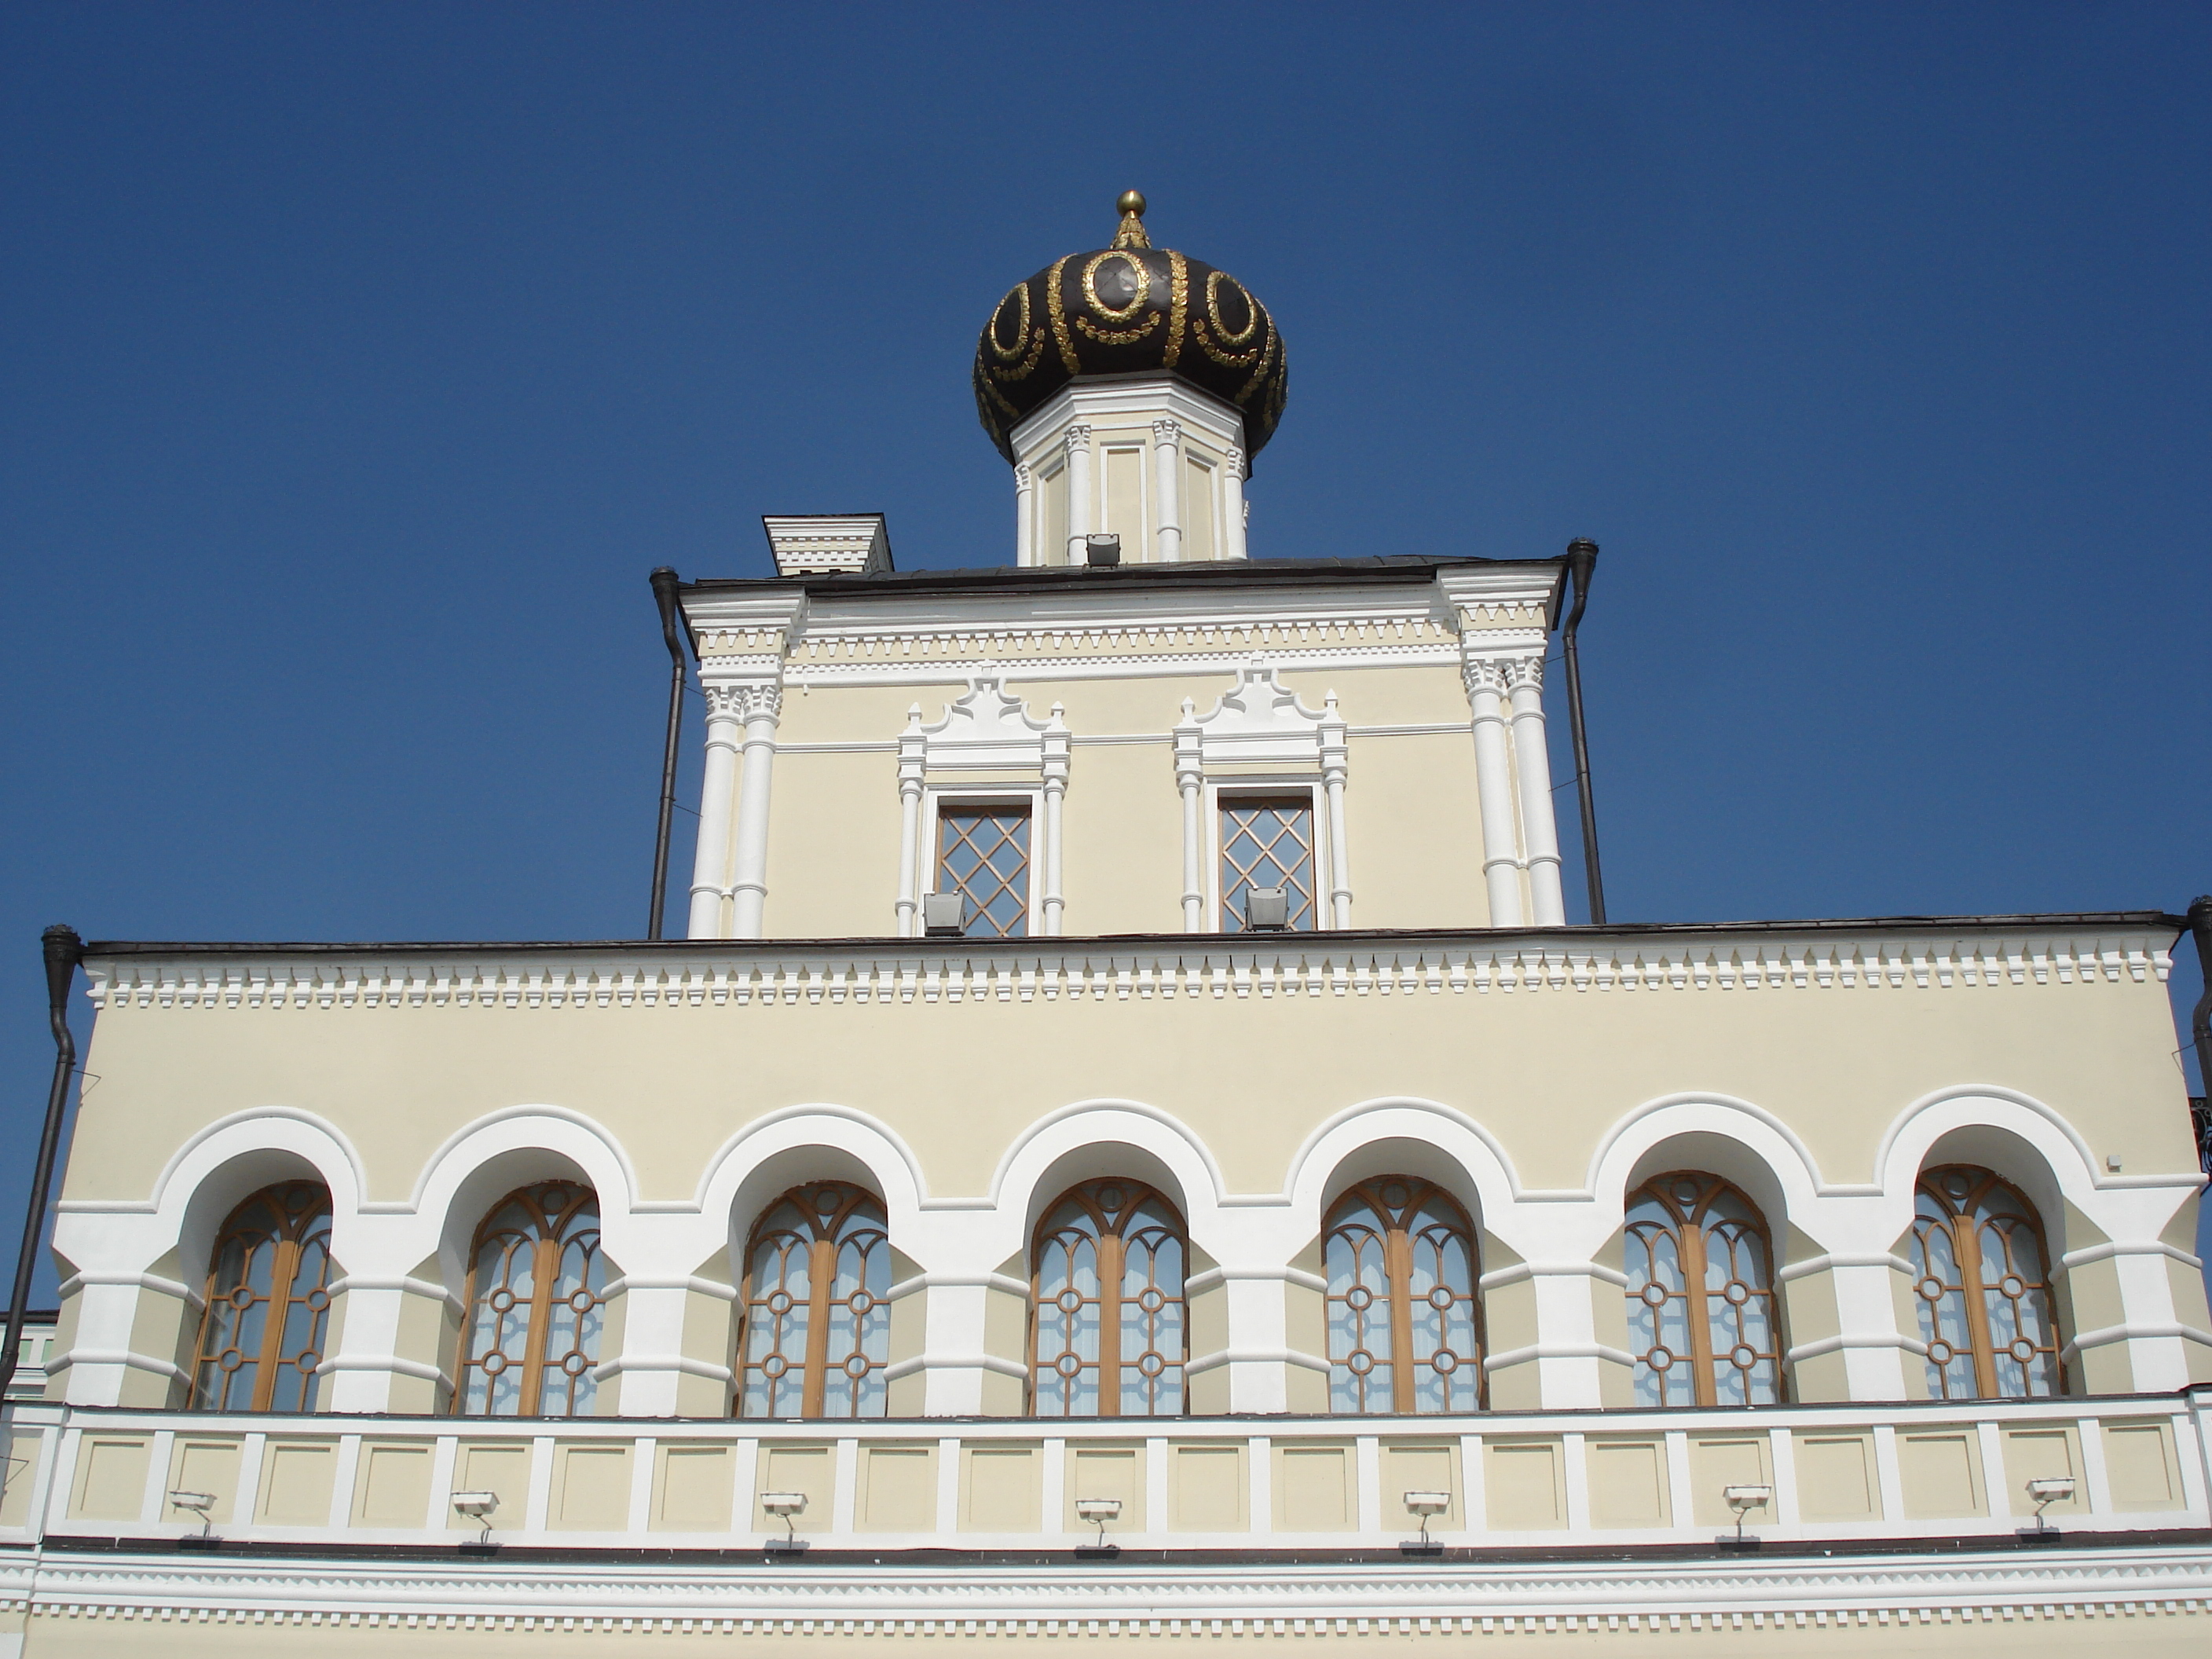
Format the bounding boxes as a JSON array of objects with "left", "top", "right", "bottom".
[
  {"left": 760, "top": 1491, "right": 809, "bottom": 1551},
  {"left": 1074, "top": 1496, "right": 1122, "bottom": 1558},
  {"left": 1402, "top": 1490, "right": 1451, "bottom": 1555},
  {"left": 168, "top": 1489, "right": 217, "bottom": 1540},
  {"left": 2022, "top": 1476, "right": 2075, "bottom": 1543},
  {"left": 450, "top": 1490, "right": 499, "bottom": 1547},
  {"left": 1721, "top": 1484, "right": 1771, "bottom": 1549}
]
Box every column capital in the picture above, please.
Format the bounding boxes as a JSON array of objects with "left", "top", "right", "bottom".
[
  {"left": 1063, "top": 423, "right": 1093, "bottom": 454},
  {"left": 1461, "top": 657, "right": 1511, "bottom": 699},
  {"left": 1151, "top": 416, "right": 1181, "bottom": 444},
  {"left": 1013, "top": 462, "right": 1032, "bottom": 490},
  {"left": 1505, "top": 654, "right": 1546, "bottom": 692},
  {"left": 1223, "top": 445, "right": 1247, "bottom": 481},
  {"left": 704, "top": 682, "right": 784, "bottom": 723}
]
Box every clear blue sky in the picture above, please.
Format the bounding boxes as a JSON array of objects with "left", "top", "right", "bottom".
[{"left": 3, "top": 3, "right": 2207, "bottom": 1301}]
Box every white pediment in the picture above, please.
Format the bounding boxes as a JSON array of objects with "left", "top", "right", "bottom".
[
  {"left": 911, "top": 672, "right": 1066, "bottom": 771},
  {"left": 1178, "top": 661, "right": 1342, "bottom": 769}
]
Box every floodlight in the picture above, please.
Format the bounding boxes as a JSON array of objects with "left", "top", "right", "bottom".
[
  {"left": 2025, "top": 1476, "right": 2075, "bottom": 1536},
  {"left": 1074, "top": 1496, "right": 1122, "bottom": 1545},
  {"left": 760, "top": 1490, "right": 809, "bottom": 1550},
  {"left": 1245, "top": 886, "right": 1290, "bottom": 931},
  {"left": 1721, "top": 1483, "right": 1771, "bottom": 1545},
  {"left": 450, "top": 1490, "right": 499, "bottom": 1546},
  {"left": 168, "top": 1489, "right": 216, "bottom": 1539},
  {"left": 922, "top": 892, "right": 967, "bottom": 936},
  {"left": 1402, "top": 1490, "right": 1452, "bottom": 1551}
]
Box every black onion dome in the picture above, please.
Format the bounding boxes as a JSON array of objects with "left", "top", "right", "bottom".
[{"left": 972, "top": 192, "right": 1287, "bottom": 467}]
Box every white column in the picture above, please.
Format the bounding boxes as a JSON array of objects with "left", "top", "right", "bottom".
[
  {"left": 727, "top": 685, "right": 783, "bottom": 939},
  {"left": 1151, "top": 419, "right": 1182, "bottom": 562},
  {"left": 1507, "top": 657, "right": 1566, "bottom": 926},
  {"left": 1175, "top": 705, "right": 1205, "bottom": 929},
  {"left": 610, "top": 1284, "right": 698, "bottom": 1418},
  {"left": 1013, "top": 463, "right": 1035, "bottom": 566},
  {"left": 1222, "top": 447, "right": 1248, "bottom": 561},
  {"left": 1463, "top": 660, "right": 1525, "bottom": 927},
  {"left": 687, "top": 686, "right": 745, "bottom": 939},
  {"left": 1320, "top": 694, "right": 1351, "bottom": 928},
  {"left": 1063, "top": 424, "right": 1093, "bottom": 563},
  {"left": 1042, "top": 709, "right": 1069, "bottom": 935},
  {"left": 895, "top": 709, "right": 925, "bottom": 937}
]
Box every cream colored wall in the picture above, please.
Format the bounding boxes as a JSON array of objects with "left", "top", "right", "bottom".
[
  {"left": 757, "top": 661, "right": 1492, "bottom": 940},
  {"left": 65, "top": 965, "right": 2194, "bottom": 1212}
]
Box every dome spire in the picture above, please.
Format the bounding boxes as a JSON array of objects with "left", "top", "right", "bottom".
[{"left": 1111, "top": 189, "right": 1151, "bottom": 251}]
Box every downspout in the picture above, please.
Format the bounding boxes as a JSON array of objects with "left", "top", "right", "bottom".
[
  {"left": 1559, "top": 538, "right": 1606, "bottom": 925},
  {"left": 0, "top": 925, "right": 82, "bottom": 1401},
  {"left": 2187, "top": 896, "right": 2212, "bottom": 1173},
  {"left": 647, "top": 567, "right": 690, "bottom": 941}
]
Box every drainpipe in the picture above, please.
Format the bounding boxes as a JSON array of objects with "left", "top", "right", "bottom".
[
  {"left": 2187, "top": 896, "right": 2212, "bottom": 1173},
  {"left": 0, "top": 925, "right": 82, "bottom": 1401},
  {"left": 647, "top": 568, "right": 690, "bottom": 941},
  {"left": 1559, "top": 539, "right": 1606, "bottom": 925}
]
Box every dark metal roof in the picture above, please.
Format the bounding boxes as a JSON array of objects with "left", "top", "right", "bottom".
[
  {"left": 679, "top": 554, "right": 1566, "bottom": 606},
  {"left": 79, "top": 911, "right": 2190, "bottom": 959}
]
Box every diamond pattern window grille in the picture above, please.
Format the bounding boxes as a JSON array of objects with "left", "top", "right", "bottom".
[
  {"left": 1220, "top": 798, "right": 1316, "bottom": 932},
  {"left": 938, "top": 808, "right": 1032, "bottom": 938}
]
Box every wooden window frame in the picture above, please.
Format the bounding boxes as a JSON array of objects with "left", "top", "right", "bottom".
[
  {"left": 455, "top": 1181, "right": 606, "bottom": 1419},
  {"left": 1911, "top": 1164, "right": 2065, "bottom": 1400},
  {"left": 1623, "top": 1171, "right": 1785, "bottom": 1407},
  {"left": 738, "top": 1180, "right": 892, "bottom": 1420},
  {"left": 1324, "top": 1176, "right": 1483, "bottom": 1415},
  {"left": 191, "top": 1181, "right": 335, "bottom": 1413},
  {"left": 1030, "top": 1179, "right": 1189, "bottom": 1419}
]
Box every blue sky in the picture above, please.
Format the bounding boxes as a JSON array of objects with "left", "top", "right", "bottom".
[{"left": 2, "top": 3, "right": 2207, "bottom": 1297}]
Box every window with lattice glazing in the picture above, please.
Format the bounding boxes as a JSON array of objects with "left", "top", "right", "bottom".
[
  {"left": 1910, "top": 1165, "right": 2063, "bottom": 1399},
  {"left": 1220, "top": 797, "right": 1316, "bottom": 931},
  {"left": 192, "top": 1181, "right": 335, "bottom": 1412},
  {"left": 1624, "top": 1173, "right": 1783, "bottom": 1407},
  {"left": 739, "top": 1181, "right": 891, "bottom": 1419},
  {"left": 458, "top": 1182, "right": 608, "bottom": 1417},
  {"left": 1032, "top": 1181, "right": 1187, "bottom": 1417},
  {"left": 936, "top": 806, "right": 1031, "bottom": 937},
  {"left": 1324, "top": 1177, "right": 1481, "bottom": 1413}
]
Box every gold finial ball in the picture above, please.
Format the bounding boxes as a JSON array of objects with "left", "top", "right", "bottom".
[{"left": 1117, "top": 189, "right": 1147, "bottom": 218}]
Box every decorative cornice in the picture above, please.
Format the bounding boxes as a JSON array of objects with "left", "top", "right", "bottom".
[{"left": 79, "top": 930, "right": 2174, "bottom": 1014}]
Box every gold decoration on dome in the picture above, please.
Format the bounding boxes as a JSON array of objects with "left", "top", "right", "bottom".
[
  {"left": 1043, "top": 255, "right": 1080, "bottom": 375},
  {"left": 1163, "top": 251, "right": 1188, "bottom": 369},
  {"left": 1080, "top": 251, "right": 1152, "bottom": 321},
  {"left": 1111, "top": 189, "right": 1152, "bottom": 251}
]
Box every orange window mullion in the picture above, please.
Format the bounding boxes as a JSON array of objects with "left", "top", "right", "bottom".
[
  {"left": 519, "top": 1236, "right": 556, "bottom": 1416},
  {"left": 803, "top": 1236, "right": 835, "bottom": 1419},
  {"left": 1679, "top": 1212, "right": 1716, "bottom": 1408},
  {"left": 1099, "top": 1232, "right": 1125, "bottom": 1418},
  {"left": 247, "top": 1237, "right": 300, "bottom": 1412},
  {"left": 1385, "top": 1223, "right": 1415, "bottom": 1414},
  {"left": 1953, "top": 1211, "right": 2001, "bottom": 1399}
]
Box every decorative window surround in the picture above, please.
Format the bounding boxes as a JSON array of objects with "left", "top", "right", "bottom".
[
  {"left": 1174, "top": 663, "right": 1350, "bottom": 930},
  {"left": 897, "top": 676, "right": 1070, "bottom": 937}
]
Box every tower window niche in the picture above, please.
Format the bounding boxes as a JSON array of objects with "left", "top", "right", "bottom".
[
  {"left": 1031, "top": 1180, "right": 1188, "bottom": 1417},
  {"left": 1623, "top": 1173, "right": 1783, "bottom": 1407},
  {"left": 457, "top": 1182, "right": 608, "bottom": 1418},
  {"left": 1324, "top": 1177, "right": 1481, "bottom": 1414},
  {"left": 191, "top": 1181, "right": 335, "bottom": 1412},
  {"left": 739, "top": 1181, "right": 891, "bottom": 1419},
  {"left": 1910, "top": 1164, "right": 2064, "bottom": 1400}
]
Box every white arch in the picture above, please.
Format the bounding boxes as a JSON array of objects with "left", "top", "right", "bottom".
[
  {"left": 1584, "top": 1094, "right": 1832, "bottom": 1247},
  {"left": 408, "top": 1106, "right": 643, "bottom": 1269},
  {"left": 148, "top": 1106, "right": 368, "bottom": 1223},
  {"left": 694, "top": 1104, "right": 932, "bottom": 1268},
  {"left": 1284, "top": 1099, "right": 1523, "bottom": 1240},
  {"left": 983, "top": 1101, "right": 1229, "bottom": 1263}
]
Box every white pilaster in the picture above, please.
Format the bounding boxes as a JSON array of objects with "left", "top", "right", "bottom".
[
  {"left": 1151, "top": 419, "right": 1182, "bottom": 562},
  {"left": 1013, "top": 463, "right": 1034, "bottom": 567},
  {"left": 895, "top": 708, "right": 925, "bottom": 938},
  {"left": 1222, "top": 448, "right": 1248, "bottom": 561},
  {"left": 686, "top": 690, "right": 743, "bottom": 939},
  {"left": 1320, "top": 693, "right": 1352, "bottom": 928},
  {"left": 1828, "top": 1261, "right": 1913, "bottom": 1401},
  {"left": 1174, "top": 702, "right": 1205, "bottom": 930},
  {"left": 1463, "top": 660, "right": 1525, "bottom": 928},
  {"left": 1506, "top": 657, "right": 1566, "bottom": 926},
  {"left": 1042, "top": 705, "right": 1069, "bottom": 936},
  {"left": 1063, "top": 425, "right": 1093, "bottom": 563},
  {"left": 727, "top": 686, "right": 784, "bottom": 939}
]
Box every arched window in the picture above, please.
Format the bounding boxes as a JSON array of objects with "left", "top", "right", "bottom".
[
  {"left": 1624, "top": 1172, "right": 1783, "bottom": 1407},
  {"left": 457, "top": 1182, "right": 607, "bottom": 1417},
  {"left": 1910, "top": 1165, "right": 2063, "bottom": 1400},
  {"left": 1324, "top": 1177, "right": 1481, "bottom": 1414},
  {"left": 191, "top": 1181, "right": 334, "bottom": 1412},
  {"left": 739, "top": 1181, "right": 892, "bottom": 1419},
  {"left": 1031, "top": 1180, "right": 1186, "bottom": 1417}
]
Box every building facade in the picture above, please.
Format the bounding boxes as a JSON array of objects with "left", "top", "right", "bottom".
[{"left": 4, "top": 196, "right": 2210, "bottom": 1652}]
